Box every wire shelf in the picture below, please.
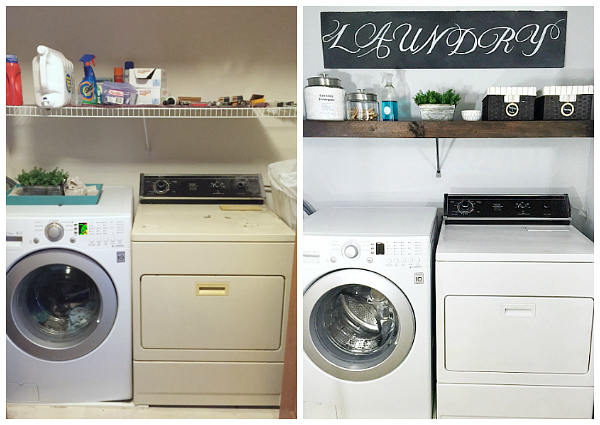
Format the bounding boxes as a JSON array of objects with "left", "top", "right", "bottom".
[{"left": 6, "top": 105, "right": 297, "bottom": 118}]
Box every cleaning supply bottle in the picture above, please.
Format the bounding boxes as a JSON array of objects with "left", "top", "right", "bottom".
[
  {"left": 79, "top": 54, "right": 98, "bottom": 104},
  {"left": 32, "top": 45, "right": 74, "bottom": 108},
  {"left": 6, "top": 55, "right": 23, "bottom": 106},
  {"left": 381, "top": 73, "right": 399, "bottom": 121}
]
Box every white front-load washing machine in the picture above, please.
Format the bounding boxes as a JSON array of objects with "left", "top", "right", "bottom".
[
  {"left": 303, "top": 207, "right": 438, "bottom": 419},
  {"left": 436, "top": 194, "right": 594, "bottom": 419},
  {"left": 6, "top": 186, "right": 133, "bottom": 403}
]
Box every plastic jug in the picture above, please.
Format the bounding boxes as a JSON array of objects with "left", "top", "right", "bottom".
[{"left": 32, "top": 45, "right": 74, "bottom": 108}]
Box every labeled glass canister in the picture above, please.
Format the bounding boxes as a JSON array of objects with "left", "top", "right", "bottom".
[
  {"left": 346, "top": 90, "right": 379, "bottom": 121},
  {"left": 304, "top": 74, "right": 345, "bottom": 121}
]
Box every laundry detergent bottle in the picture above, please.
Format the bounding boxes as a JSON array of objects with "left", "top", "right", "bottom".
[
  {"left": 78, "top": 54, "right": 98, "bottom": 104},
  {"left": 32, "top": 45, "right": 74, "bottom": 108},
  {"left": 6, "top": 55, "right": 23, "bottom": 106},
  {"left": 381, "top": 73, "right": 399, "bottom": 121}
]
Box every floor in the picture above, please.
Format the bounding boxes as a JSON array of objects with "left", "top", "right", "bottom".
[{"left": 6, "top": 402, "right": 279, "bottom": 419}]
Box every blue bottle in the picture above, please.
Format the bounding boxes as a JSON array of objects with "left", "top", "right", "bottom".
[
  {"left": 78, "top": 54, "right": 98, "bottom": 104},
  {"left": 382, "top": 73, "right": 398, "bottom": 121}
]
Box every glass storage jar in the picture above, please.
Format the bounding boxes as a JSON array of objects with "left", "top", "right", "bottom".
[
  {"left": 346, "top": 90, "right": 379, "bottom": 121},
  {"left": 304, "top": 74, "right": 345, "bottom": 121}
]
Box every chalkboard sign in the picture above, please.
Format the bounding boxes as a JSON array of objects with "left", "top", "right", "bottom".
[{"left": 321, "top": 11, "right": 567, "bottom": 69}]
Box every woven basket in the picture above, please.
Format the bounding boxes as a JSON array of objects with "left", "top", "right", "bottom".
[
  {"left": 534, "top": 94, "right": 593, "bottom": 120},
  {"left": 482, "top": 95, "right": 535, "bottom": 121}
]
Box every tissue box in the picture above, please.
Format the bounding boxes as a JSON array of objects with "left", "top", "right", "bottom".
[
  {"left": 482, "top": 87, "right": 536, "bottom": 121},
  {"left": 136, "top": 88, "right": 168, "bottom": 105},
  {"left": 129, "top": 68, "right": 167, "bottom": 89},
  {"left": 534, "top": 86, "right": 594, "bottom": 120}
]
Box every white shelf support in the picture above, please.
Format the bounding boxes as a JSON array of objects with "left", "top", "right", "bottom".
[{"left": 143, "top": 116, "right": 150, "bottom": 153}]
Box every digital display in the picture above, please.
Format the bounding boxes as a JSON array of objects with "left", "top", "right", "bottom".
[
  {"left": 376, "top": 242, "right": 385, "bottom": 255},
  {"left": 78, "top": 223, "right": 88, "bottom": 235}
]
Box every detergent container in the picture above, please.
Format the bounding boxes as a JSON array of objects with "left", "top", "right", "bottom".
[
  {"left": 6, "top": 55, "right": 23, "bottom": 106},
  {"left": 304, "top": 74, "right": 345, "bottom": 120},
  {"left": 32, "top": 45, "right": 74, "bottom": 108}
]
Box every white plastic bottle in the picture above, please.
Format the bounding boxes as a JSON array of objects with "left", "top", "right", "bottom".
[
  {"left": 381, "top": 73, "right": 398, "bottom": 121},
  {"left": 32, "top": 45, "right": 75, "bottom": 108}
]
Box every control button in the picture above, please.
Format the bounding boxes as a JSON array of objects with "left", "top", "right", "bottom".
[
  {"left": 70, "top": 237, "right": 76, "bottom": 243},
  {"left": 416, "top": 258, "right": 421, "bottom": 263},
  {"left": 408, "top": 258, "right": 413, "bottom": 263},
  {"left": 386, "top": 258, "right": 392, "bottom": 263},
  {"left": 33, "top": 238, "right": 39, "bottom": 244},
  {"left": 153, "top": 179, "right": 170, "bottom": 194},
  {"left": 343, "top": 244, "right": 359, "bottom": 259},
  {"left": 457, "top": 200, "right": 475, "bottom": 215},
  {"left": 394, "top": 258, "right": 399, "bottom": 263},
  {"left": 44, "top": 222, "right": 64, "bottom": 242},
  {"left": 367, "top": 257, "right": 373, "bottom": 263},
  {"left": 330, "top": 257, "right": 337, "bottom": 263},
  {"left": 401, "top": 258, "right": 406, "bottom": 263}
]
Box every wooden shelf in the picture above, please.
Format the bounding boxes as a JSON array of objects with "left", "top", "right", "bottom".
[{"left": 304, "top": 120, "right": 594, "bottom": 138}]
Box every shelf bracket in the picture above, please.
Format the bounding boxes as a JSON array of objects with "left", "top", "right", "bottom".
[
  {"left": 142, "top": 116, "right": 150, "bottom": 153},
  {"left": 435, "top": 137, "right": 441, "bottom": 178}
]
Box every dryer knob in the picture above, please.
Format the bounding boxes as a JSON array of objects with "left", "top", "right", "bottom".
[
  {"left": 343, "top": 244, "right": 359, "bottom": 259},
  {"left": 45, "top": 222, "right": 64, "bottom": 242}
]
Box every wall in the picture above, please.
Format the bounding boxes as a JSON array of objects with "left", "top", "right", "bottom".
[
  {"left": 303, "top": 6, "right": 594, "bottom": 240},
  {"left": 6, "top": 6, "right": 297, "bottom": 206}
]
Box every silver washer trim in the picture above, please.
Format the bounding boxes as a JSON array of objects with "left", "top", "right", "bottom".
[
  {"left": 304, "top": 268, "right": 416, "bottom": 382},
  {"left": 6, "top": 249, "right": 118, "bottom": 361}
]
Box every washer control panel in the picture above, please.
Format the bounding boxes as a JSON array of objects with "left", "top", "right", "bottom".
[
  {"left": 7, "top": 218, "right": 130, "bottom": 249},
  {"left": 444, "top": 194, "right": 571, "bottom": 221},
  {"left": 303, "top": 236, "right": 429, "bottom": 269}
]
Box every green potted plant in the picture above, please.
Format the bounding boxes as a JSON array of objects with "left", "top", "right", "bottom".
[
  {"left": 413, "top": 89, "right": 461, "bottom": 121},
  {"left": 17, "top": 167, "right": 69, "bottom": 195}
]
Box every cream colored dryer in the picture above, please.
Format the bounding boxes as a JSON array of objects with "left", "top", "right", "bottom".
[{"left": 131, "top": 203, "right": 295, "bottom": 406}]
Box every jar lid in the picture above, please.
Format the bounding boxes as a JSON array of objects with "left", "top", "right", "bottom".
[
  {"left": 347, "top": 89, "right": 377, "bottom": 101},
  {"left": 307, "top": 73, "right": 343, "bottom": 88}
]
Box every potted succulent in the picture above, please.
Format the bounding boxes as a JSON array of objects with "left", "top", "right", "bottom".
[
  {"left": 413, "top": 89, "right": 461, "bottom": 121},
  {"left": 17, "top": 167, "right": 69, "bottom": 195}
]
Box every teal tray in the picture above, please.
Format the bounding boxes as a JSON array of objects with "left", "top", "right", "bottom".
[{"left": 6, "top": 184, "right": 103, "bottom": 205}]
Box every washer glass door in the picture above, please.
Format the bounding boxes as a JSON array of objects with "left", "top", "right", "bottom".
[
  {"left": 304, "top": 268, "right": 416, "bottom": 382},
  {"left": 6, "top": 249, "right": 118, "bottom": 361}
]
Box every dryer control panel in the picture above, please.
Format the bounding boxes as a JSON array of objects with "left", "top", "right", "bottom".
[
  {"left": 139, "top": 174, "right": 265, "bottom": 204},
  {"left": 303, "top": 236, "right": 430, "bottom": 270},
  {"left": 444, "top": 194, "right": 571, "bottom": 223}
]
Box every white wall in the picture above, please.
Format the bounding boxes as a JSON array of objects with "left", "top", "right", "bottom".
[
  {"left": 303, "top": 6, "right": 594, "bottom": 240},
  {"left": 6, "top": 6, "right": 297, "bottom": 206}
]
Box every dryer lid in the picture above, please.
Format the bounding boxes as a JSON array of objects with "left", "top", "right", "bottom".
[
  {"left": 436, "top": 223, "right": 594, "bottom": 262},
  {"left": 131, "top": 204, "right": 295, "bottom": 242}
]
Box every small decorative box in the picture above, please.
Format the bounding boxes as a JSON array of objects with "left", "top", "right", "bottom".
[
  {"left": 482, "top": 87, "right": 537, "bottom": 121},
  {"left": 534, "top": 85, "right": 594, "bottom": 120}
]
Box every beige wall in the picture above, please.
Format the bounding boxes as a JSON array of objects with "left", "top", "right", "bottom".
[{"left": 6, "top": 6, "right": 297, "bottom": 205}]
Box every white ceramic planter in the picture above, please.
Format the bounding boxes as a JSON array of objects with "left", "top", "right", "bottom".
[{"left": 418, "top": 104, "right": 456, "bottom": 121}]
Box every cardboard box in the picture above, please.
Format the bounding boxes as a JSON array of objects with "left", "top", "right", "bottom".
[
  {"left": 136, "top": 88, "right": 168, "bottom": 105},
  {"left": 129, "top": 68, "right": 167, "bottom": 89}
]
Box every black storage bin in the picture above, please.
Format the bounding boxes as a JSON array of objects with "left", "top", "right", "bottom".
[
  {"left": 482, "top": 95, "right": 536, "bottom": 121},
  {"left": 534, "top": 94, "right": 593, "bottom": 120}
]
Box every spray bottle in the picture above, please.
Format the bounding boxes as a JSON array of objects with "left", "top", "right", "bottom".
[
  {"left": 381, "top": 73, "right": 398, "bottom": 121},
  {"left": 78, "top": 54, "right": 98, "bottom": 104}
]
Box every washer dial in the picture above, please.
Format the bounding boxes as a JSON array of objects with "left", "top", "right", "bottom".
[
  {"left": 342, "top": 243, "right": 360, "bottom": 259},
  {"left": 45, "top": 222, "right": 64, "bottom": 242}
]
